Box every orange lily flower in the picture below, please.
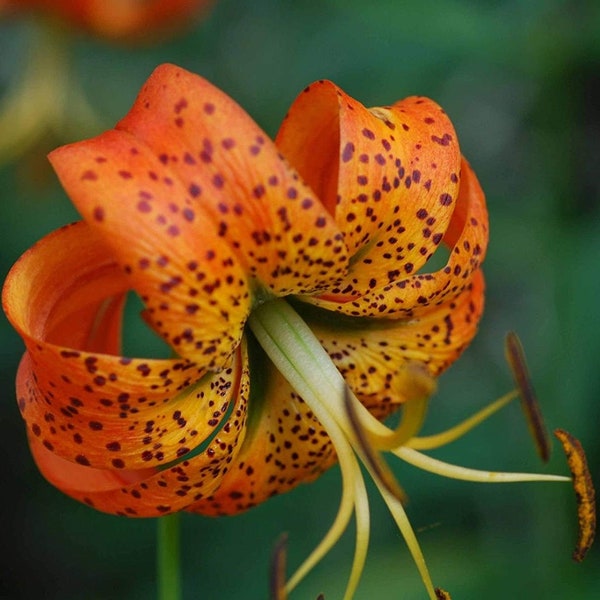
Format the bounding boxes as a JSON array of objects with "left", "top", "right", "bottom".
[{"left": 3, "top": 64, "right": 580, "bottom": 598}]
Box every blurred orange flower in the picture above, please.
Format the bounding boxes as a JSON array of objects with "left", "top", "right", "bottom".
[
  {"left": 0, "top": 0, "right": 215, "bottom": 166},
  {"left": 1, "top": 0, "right": 214, "bottom": 41}
]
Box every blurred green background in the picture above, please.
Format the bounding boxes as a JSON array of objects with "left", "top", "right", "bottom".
[{"left": 1, "top": 0, "right": 598, "bottom": 598}]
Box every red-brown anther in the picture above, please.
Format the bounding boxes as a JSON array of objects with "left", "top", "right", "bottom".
[
  {"left": 505, "top": 331, "right": 551, "bottom": 462},
  {"left": 554, "top": 428, "right": 597, "bottom": 563}
]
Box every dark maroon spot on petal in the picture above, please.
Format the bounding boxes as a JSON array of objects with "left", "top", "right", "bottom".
[
  {"left": 81, "top": 170, "right": 97, "bottom": 181},
  {"left": 439, "top": 193, "right": 453, "bottom": 206},
  {"left": 213, "top": 174, "right": 224, "bottom": 188},
  {"left": 362, "top": 128, "right": 375, "bottom": 140},
  {"left": 431, "top": 133, "right": 453, "bottom": 146},
  {"left": 174, "top": 98, "right": 188, "bottom": 114},
  {"left": 342, "top": 142, "right": 355, "bottom": 163}
]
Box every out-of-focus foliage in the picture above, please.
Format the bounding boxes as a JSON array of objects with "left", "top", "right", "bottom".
[{"left": 1, "top": 1, "right": 598, "bottom": 598}]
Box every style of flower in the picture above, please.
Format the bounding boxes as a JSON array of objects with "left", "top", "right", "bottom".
[{"left": 3, "top": 64, "right": 590, "bottom": 599}]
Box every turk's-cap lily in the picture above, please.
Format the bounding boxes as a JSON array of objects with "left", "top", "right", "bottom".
[{"left": 3, "top": 64, "right": 594, "bottom": 599}]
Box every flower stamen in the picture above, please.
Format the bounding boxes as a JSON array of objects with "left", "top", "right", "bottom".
[
  {"left": 270, "top": 533, "right": 288, "bottom": 600},
  {"left": 505, "top": 331, "right": 551, "bottom": 462},
  {"left": 344, "top": 386, "right": 407, "bottom": 503},
  {"left": 408, "top": 389, "right": 518, "bottom": 451},
  {"left": 395, "top": 446, "right": 570, "bottom": 484},
  {"left": 554, "top": 428, "right": 597, "bottom": 562}
]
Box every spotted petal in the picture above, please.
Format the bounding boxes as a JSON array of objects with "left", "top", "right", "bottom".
[
  {"left": 276, "top": 81, "right": 461, "bottom": 306},
  {"left": 187, "top": 365, "right": 336, "bottom": 516},
  {"left": 26, "top": 344, "right": 250, "bottom": 517},
  {"left": 4, "top": 221, "right": 242, "bottom": 473},
  {"left": 114, "top": 64, "right": 348, "bottom": 298},
  {"left": 330, "top": 157, "right": 488, "bottom": 318},
  {"left": 303, "top": 269, "right": 485, "bottom": 410}
]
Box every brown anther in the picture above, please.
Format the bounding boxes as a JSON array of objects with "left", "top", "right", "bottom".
[
  {"left": 270, "top": 533, "right": 288, "bottom": 600},
  {"left": 554, "top": 428, "right": 596, "bottom": 562},
  {"left": 435, "top": 588, "right": 452, "bottom": 599},
  {"left": 504, "top": 331, "right": 551, "bottom": 462},
  {"left": 316, "top": 595, "right": 325, "bottom": 600},
  {"left": 343, "top": 386, "right": 408, "bottom": 504}
]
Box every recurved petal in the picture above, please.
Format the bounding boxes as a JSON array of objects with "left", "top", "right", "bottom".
[
  {"left": 276, "top": 81, "right": 461, "bottom": 302},
  {"left": 186, "top": 365, "right": 337, "bottom": 516},
  {"left": 303, "top": 269, "right": 485, "bottom": 409},
  {"left": 4, "top": 221, "right": 234, "bottom": 469},
  {"left": 17, "top": 347, "right": 234, "bottom": 470},
  {"left": 115, "top": 64, "right": 348, "bottom": 298},
  {"left": 49, "top": 128, "right": 250, "bottom": 369},
  {"left": 306, "top": 157, "right": 488, "bottom": 318},
  {"left": 27, "top": 343, "right": 250, "bottom": 517},
  {"left": 3, "top": 221, "right": 128, "bottom": 347}
]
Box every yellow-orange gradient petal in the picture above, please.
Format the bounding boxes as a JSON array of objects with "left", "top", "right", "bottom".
[
  {"left": 4, "top": 221, "right": 246, "bottom": 470},
  {"left": 277, "top": 81, "right": 462, "bottom": 304},
  {"left": 302, "top": 270, "right": 484, "bottom": 410},
  {"left": 116, "top": 64, "right": 348, "bottom": 298},
  {"left": 27, "top": 344, "right": 250, "bottom": 517},
  {"left": 187, "top": 366, "right": 337, "bottom": 516},
  {"left": 307, "top": 157, "right": 488, "bottom": 319},
  {"left": 49, "top": 130, "right": 251, "bottom": 370}
]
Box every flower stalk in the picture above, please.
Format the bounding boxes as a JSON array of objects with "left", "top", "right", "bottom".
[{"left": 157, "top": 513, "right": 182, "bottom": 600}]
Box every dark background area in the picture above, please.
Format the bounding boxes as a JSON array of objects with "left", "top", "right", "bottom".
[{"left": 1, "top": 1, "right": 598, "bottom": 598}]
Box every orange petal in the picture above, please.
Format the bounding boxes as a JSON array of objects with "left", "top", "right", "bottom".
[
  {"left": 115, "top": 64, "right": 348, "bottom": 298},
  {"left": 17, "top": 348, "right": 234, "bottom": 470},
  {"left": 49, "top": 129, "right": 251, "bottom": 369},
  {"left": 27, "top": 343, "right": 250, "bottom": 517},
  {"left": 4, "top": 221, "right": 235, "bottom": 470},
  {"left": 186, "top": 366, "right": 337, "bottom": 516},
  {"left": 276, "top": 81, "right": 461, "bottom": 302},
  {"left": 307, "top": 157, "right": 488, "bottom": 318},
  {"left": 302, "top": 269, "right": 484, "bottom": 409}
]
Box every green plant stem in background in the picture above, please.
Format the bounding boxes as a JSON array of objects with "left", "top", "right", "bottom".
[{"left": 157, "top": 513, "right": 182, "bottom": 600}]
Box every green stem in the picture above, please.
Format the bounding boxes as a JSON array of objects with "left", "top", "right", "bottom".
[{"left": 157, "top": 513, "right": 182, "bottom": 600}]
